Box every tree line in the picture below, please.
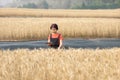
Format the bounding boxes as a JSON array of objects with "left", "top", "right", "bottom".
[{"left": 14, "top": 0, "right": 120, "bottom": 9}]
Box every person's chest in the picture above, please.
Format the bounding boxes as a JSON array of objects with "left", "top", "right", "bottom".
[{"left": 51, "top": 34, "right": 59, "bottom": 38}]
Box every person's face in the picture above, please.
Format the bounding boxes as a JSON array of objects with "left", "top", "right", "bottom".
[{"left": 51, "top": 28, "right": 57, "bottom": 33}]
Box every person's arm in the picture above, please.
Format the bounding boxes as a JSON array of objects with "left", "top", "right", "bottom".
[
  {"left": 58, "top": 34, "right": 63, "bottom": 49},
  {"left": 48, "top": 39, "right": 50, "bottom": 43},
  {"left": 58, "top": 40, "right": 63, "bottom": 49},
  {"left": 48, "top": 35, "right": 51, "bottom": 46}
]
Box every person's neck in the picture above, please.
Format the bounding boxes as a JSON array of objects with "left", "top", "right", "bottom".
[{"left": 52, "top": 32, "right": 57, "bottom": 34}]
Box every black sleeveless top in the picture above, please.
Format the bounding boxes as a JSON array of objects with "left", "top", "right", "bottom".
[{"left": 50, "top": 34, "right": 60, "bottom": 48}]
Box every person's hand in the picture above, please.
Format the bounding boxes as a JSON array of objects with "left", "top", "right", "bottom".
[
  {"left": 47, "top": 42, "right": 52, "bottom": 46},
  {"left": 58, "top": 47, "right": 61, "bottom": 50}
]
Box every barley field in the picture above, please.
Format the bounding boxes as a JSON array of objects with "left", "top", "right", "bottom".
[
  {"left": 0, "top": 8, "right": 120, "bottom": 80},
  {"left": 0, "top": 18, "right": 120, "bottom": 41},
  {"left": 0, "top": 48, "right": 120, "bottom": 80},
  {"left": 0, "top": 8, "right": 120, "bottom": 18},
  {"left": 0, "top": 8, "right": 120, "bottom": 41}
]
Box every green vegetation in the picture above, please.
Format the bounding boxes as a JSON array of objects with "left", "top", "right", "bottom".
[
  {"left": 72, "top": 0, "right": 120, "bottom": 9},
  {"left": 3, "top": 0, "right": 120, "bottom": 9},
  {"left": 18, "top": 3, "right": 38, "bottom": 8}
]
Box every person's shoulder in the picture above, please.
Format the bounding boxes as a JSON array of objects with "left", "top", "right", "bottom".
[
  {"left": 57, "top": 33, "right": 63, "bottom": 40},
  {"left": 57, "top": 33, "right": 62, "bottom": 35},
  {"left": 57, "top": 33, "right": 62, "bottom": 36}
]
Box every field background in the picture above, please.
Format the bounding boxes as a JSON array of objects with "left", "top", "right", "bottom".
[
  {"left": 0, "top": 8, "right": 120, "bottom": 41},
  {"left": 0, "top": 8, "right": 120, "bottom": 18},
  {"left": 0, "top": 48, "right": 120, "bottom": 80},
  {"left": 0, "top": 8, "right": 120, "bottom": 80}
]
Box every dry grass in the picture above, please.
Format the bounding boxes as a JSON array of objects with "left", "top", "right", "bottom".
[
  {"left": 0, "top": 18, "right": 120, "bottom": 41},
  {"left": 0, "top": 48, "right": 120, "bottom": 80},
  {"left": 0, "top": 8, "right": 120, "bottom": 80},
  {"left": 0, "top": 8, "right": 120, "bottom": 41},
  {"left": 0, "top": 8, "right": 120, "bottom": 18}
]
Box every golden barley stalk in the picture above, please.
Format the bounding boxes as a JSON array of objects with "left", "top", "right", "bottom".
[
  {"left": 0, "top": 18, "right": 120, "bottom": 41},
  {"left": 0, "top": 48, "right": 120, "bottom": 80},
  {"left": 0, "top": 8, "right": 120, "bottom": 18}
]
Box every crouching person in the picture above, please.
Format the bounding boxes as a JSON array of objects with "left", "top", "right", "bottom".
[{"left": 48, "top": 24, "right": 63, "bottom": 49}]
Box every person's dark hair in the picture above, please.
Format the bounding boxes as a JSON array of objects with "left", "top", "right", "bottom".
[{"left": 50, "top": 24, "right": 58, "bottom": 30}]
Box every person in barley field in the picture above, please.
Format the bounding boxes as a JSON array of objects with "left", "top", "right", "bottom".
[{"left": 47, "top": 24, "right": 63, "bottom": 49}]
